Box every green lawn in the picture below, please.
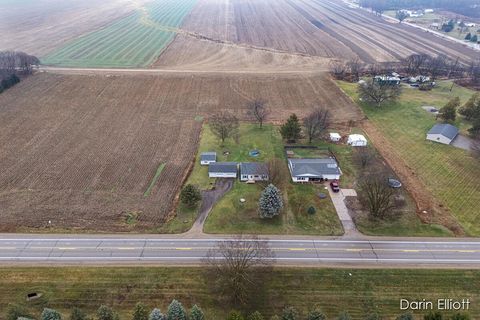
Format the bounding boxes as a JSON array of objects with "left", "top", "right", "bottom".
[
  {"left": 1, "top": 267, "right": 479, "bottom": 319},
  {"left": 337, "top": 80, "right": 480, "bottom": 236},
  {"left": 194, "top": 124, "right": 342, "bottom": 235},
  {"left": 41, "top": 0, "right": 197, "bottom": 67}
]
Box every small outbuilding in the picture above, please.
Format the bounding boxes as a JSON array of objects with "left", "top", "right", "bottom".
[
  {"left": 239, "top": 162, "right": 269, "bottom": 182},
  {"left": 329, "top": 132, "right": 341, "bottom": 142},
  {"left": 347, "top": 134, "right": 368, "bottom": 147},
  {"left": 426, "top": 123, "right": 459, "bottom": 145},
  {"left": 208, "top": 162, "right": 238, "bottom": 178},
  {"left": 200, "top": 152, "right": 217, "bottom": 165}
]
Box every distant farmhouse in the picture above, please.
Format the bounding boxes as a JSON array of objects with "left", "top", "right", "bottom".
[
  {"left": 200, "top": 152, "right": 217, "bottom": 165},
  {"left": 240, "top": 162, "right": 269, "bottom": 182},
  {"left": 288, "top": 158, "right": 341, "bottom": 182},
  {"left": 374, "top": 75, "right": 401, "bottom": 85},
  {"left": 426, "top": 123, "right": 459, "bottom": 145}
]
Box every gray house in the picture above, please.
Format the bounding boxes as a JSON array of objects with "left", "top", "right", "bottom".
[
  {"left": 208, "top": 162, "right": 238, "bottom": 178},
  {"left": 239, "top": 162, "right": 268, "bottom": 182},
  {"left": 200, "top": 152, "right": 217, "bottom": 165},
  {"left": 288, "top": 158, "right": 341, "bottom": 182},
  {"left": 426, "top": 123, "right": 459, "bottom": 145}
]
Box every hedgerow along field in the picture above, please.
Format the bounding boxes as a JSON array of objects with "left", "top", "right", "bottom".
[{"left": 41, "top": 0, "right": 198, "bottom": 67}]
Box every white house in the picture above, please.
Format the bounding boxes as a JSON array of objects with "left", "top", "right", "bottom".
[
  {"left": 200, "top": 152, "right": 217, "bottom": 165},
  {"left": 208, "top": 162, "right": 238, "bottom": 178},
  {"left": 426, "top": 123, "right": 459, "bottom": 145},
  {"left": 329, "top": 132, "right": 341, "bottom": 142},
  {"left": 424, "top": 8, "right": 434, "bottom": 13},
  {"left": 288, "top": 158, "right": 341, "bottom": 182},
  {"left": 239, "top": 162, "right": 269, "bottom": 182},
  {"left": 347, "top": 134, "right": 368, "bottom": 147}
]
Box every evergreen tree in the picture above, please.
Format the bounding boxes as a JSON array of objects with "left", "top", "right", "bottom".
[
  {"left": 227, "top": 311, "right": 245, "bottom": 320},
  {"left": 471, "top": 35, "right": 478, "bottom": 42},
  {"left": 281, "top": 306, "right": 298, "bottom": 320},
  {"left": 180, "top": 184, "right": 202, "bottom": 207},
  {"left": 190, "top": 305, "right": 205, "bottom": 320},
  {"left": 97, "top": 305, "right": 115, "bottom": 320},
  {"left": 132, "top": 303, "right": 148, "bottom": 320},
  {"left": 247, "top": 311, "right": 264, "bottom": 320},
  {"left": 396, "top": 314, "right": 414, "bottom": 320},
  {"left": 338, "top": 311, "right": 352, "bottom": 320},
  {"left": 280, "top": 114, "right": 302, "bottom": 142},
  {"left": 258, "top": 184, "right": 283, "bottom": 218},
  {"left": 70, "top": 308, "right": 87, "bottom": 320},
  {"left": 459, "top": 93, "right": 480, "bottom": 120},
  {"left": 465, "top": 32, "right": 472, "bottom": 40},
  {"left": 424, "top": 311, "right": 442, "bottom": 320},
  {"left": 468, "top": 117, "right": 480, "bottom": 135},
  {"left": 439, "top": 96, "right": 460, "bottom": 122},
  {"left": 6, "top": 304, "right": 29, "bottom": 320},
  {"left": 167, "top": 300, "right": 187, "bottom": 320},
  {"left": 148, "top": 308, "right": 165, "bottom": 320},
  {"left": 306, "top": 309, "right": 326, "bottom": 320},
  {"left": 41, "top": 308, "right": 62, "bottom": 320},
  {"left": 307, "top": 206, "right": 316, "bottom": 215}
]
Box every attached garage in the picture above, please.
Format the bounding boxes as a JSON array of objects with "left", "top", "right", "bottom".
[{"left": 208, "top": 162, "right": 238, "bottom": 178}]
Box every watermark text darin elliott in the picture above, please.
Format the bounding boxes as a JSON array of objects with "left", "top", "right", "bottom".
[{"left": 400, "top": 299, "right": 470, "bottom": 310}]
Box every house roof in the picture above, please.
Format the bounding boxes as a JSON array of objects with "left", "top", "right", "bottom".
[
  {"left": 240, "top": 162, "right": 268, "bottom": 175},
  {"left": 329, "top": 132, "right": 341, "bottom": 139},
  {"left": 200, "top": 152, "right": 216, "bottom": 161},
  {"left": 427, "top": 123, "right": 459, "bottom": 140},
  {"left": 208, "top": 162, "right": 238, "bottom": 173},
  {"left": 347, "top": 134, "right": 367, "bottom": 142},
  {"left": 288, "top": 158, "right": 341, "bottom": 177}
]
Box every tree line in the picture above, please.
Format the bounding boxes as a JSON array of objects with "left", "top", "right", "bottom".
[
  {"left": 359, "top": 0, "right": 480, "bottom": 18},
  {"left": 0, "top": 51, "right": 39, "bottom": 94}
]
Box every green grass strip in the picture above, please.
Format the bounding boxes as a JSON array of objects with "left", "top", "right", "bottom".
[{"left": 143, "top": 163, "right": 166, "bottom": 197}]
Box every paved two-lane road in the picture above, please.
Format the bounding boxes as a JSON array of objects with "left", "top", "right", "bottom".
[{"left": 1, "top": 236, "right": 480, "bottom": 266}]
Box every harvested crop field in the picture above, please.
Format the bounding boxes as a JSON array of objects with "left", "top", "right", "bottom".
[
  {"left": 0, "top": 72, "right": 362, "bottom": 232},
  {"left": 0, "top": 0, "right": 136, "bottom": 57},
  {"left": 173, "top": 0, "right": 479, "bottom": 66}
]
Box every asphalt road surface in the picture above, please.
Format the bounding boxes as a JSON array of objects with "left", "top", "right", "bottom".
[{"left": 1, "top": 236, "right": 480, "bottom": 266}]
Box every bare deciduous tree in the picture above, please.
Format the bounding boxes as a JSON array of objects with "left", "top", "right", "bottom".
[
  {"left": 303, "top": 107, "right": 330, "bottom": 143},
  {"left": 259, "top": 158, "right": 288, "bottom": 188},
  {"left": 353, "top": 147, "right": 375, "bottom": 168},
  {"left": 203, "top": 235, "right": 275, "bottom": 306},
  {"left": 209, "top": 111, "right": 239, "bottom": 145},
  {"left": 330, "top": 60, "right": 347, "bottom": 80},
  {"left": 401, "top": 54, "right": 430, "bottom": 75},
  {"left": 247, "top": 99, "right": 269, "bottom": 128},
  {"left": 347, "top": 57, "right": 363, "bottom": 82},
  {"left": 357, "top": 79, "right": 402, "bottom": 107},
  {"left": 426, "top": 54, "right": 447, "bottom": 81},
  {"left": 359, "top": 176, "right": 396, "bottom": 219}
]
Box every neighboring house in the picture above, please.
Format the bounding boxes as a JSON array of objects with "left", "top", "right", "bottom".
[
  {"left": 239, "top": 162, "right": 269, "bottom": 182},
  {"left": 288, "top": 158, "right": 342, "bottom": 182},
  {"left": 426, "top": 123, "right": 459, "bottom": 145},
  {"left": 430, "top": 22, "right": 440, "bottom": 29},
  {"left": 329, "top": 132, "right": 341, "bottom": 142},
  {"left": 374, "top": 75, "right": 401, "bottom": 85},
  {"left": 347, "top": 134, "right": 368, "bottom": 147},
  {"left": 200, "top": 152, "right": 217, "bottom": 165},
  {"left": 208, "top": 162, "right": 238, "bottom": 178}
]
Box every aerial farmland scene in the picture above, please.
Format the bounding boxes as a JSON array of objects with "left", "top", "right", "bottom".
[{"left": 1, "top": 0, "right": 480, "bottom": 319}]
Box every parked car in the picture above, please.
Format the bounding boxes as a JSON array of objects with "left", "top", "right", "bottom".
[
  {"left": 330, "top": 181, "right": 340, "bottom": 193},
  {"left": 388, "top": 178, "right": 402, "bottom": 188}
]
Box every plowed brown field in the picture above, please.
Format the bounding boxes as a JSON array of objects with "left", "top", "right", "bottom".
[{"left": 0, "top": 72, "right": 362, "bottom": 232}]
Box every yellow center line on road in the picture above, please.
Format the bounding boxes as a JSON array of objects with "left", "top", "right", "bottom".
[
  {"left": 403, "top": 250, "right": 420, "bottom": 252},
  {"left": 175, "top": 248, "right": 192, "bottom": 250},
  {"left": 58, "top": 247, "right": 76, "bottom": 250},
  {"left": 288, "top": 248, "right": 306, "bottom": 251},
  {"left": 458, "top": 250, "right": 475, "bottom": 253},
  {"left": 345, "top": 249, "right": 363, "bottom": 252},
  {"left": 117, "top": 247, "right": 136, "bottom": 250}
]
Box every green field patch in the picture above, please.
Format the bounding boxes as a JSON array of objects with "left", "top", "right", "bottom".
[
  {"left": 143, "top": 163, "right": 166, "bottom": 197},
  {"left": 337, "top": 80, "right": 480, "bottom": 236},
  {"left": 41, "top": 0, "right": 198, "bottom": 67}
]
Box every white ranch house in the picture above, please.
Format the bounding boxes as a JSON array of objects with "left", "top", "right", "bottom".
[
  {"left": 288, "top": 158, "right": 341, "bottom": 182},
  {"left": 239, "top": 162, "right": 269, "bottom": 182}
]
